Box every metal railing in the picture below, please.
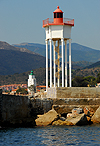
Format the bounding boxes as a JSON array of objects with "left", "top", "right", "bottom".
[{"left": 43, "top": 18, "right": 74, "bottom": 26}]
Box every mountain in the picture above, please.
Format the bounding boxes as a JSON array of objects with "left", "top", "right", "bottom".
[
  {"left": 0, "top": 41, "right": 46, "bottom": 75},
  {"left": 0, "top": 41, "right": 99, "bottom": 76},
  {"left": 84, "top": 61, "right": 100, "bottom": 69},
  {"left": 72, "top": 61, "right": 92, "bottom": 68},
  {"left": 13, "top": 42, "right": 100, "bottom": 62},
  {"left": 0, "top": 68, "right": 46, "bottom": 86},
  {"left": 0, "top": 41, "right": 37, "bottom": 55},
  {"left": 13, "top": 42, "right": 45, "bottom": 56},
  {"left": 72, "top": 61, "right": 100, "bottom": 79}
]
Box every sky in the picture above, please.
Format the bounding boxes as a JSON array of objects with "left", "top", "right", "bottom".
[{"left": 0, "top": 0, "right": 100, "bottom": 50}]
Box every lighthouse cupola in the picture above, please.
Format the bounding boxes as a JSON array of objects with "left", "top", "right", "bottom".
[{"left": 53, "top": 6, "right": 63, "bottom": 24}]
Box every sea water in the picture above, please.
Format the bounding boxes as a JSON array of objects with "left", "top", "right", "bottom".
[{"left": 0, "top": 125, "right": 100, "bottom": 146}]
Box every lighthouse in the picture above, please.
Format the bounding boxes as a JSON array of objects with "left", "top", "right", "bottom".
[
  {"left": 43, "top": 6, "right": 74, "bottom": 91},
  {"left": 28, "top": 71, "right": 36, "bottom": 94}
]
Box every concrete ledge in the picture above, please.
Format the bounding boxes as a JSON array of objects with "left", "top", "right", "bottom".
[{"left": 47, "top": 87, "right": 100, "bottom": 98}]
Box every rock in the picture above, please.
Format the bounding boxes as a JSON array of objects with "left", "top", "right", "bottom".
[
  {"left": 84, "top": 107, "right": 90, "bottom": 116},
  {"left": 35, "top": 109, "right": 59, "bottom": 126},
  {"left": 67, "top": 113, "right": 73, "bottom": 118},
  {"left": 52, "top": 119, "right": 73, "bottom": 126},
  {"left": 84, "top": 107, "right": 94, "bottom": 117},
  {"left": 86, "top": 116, "right": 91, "bottom": 122},
  {"left": 60, "top": 117, "right": 66, "bottom": 121},
  {"left": 72, "top": 108, "right": 83, "bottom": 117},
  {"left": 66, "top": 113, "right": 88, "bottom": 126},
  {"left": 52, "top": 120, "right": 64, "bottom": 125},
  {"left": 91, "top": 106, "right": 100, "bottom": 124},
  {"left": 37, "top": 115, "right": 43, "bottom": 118}
]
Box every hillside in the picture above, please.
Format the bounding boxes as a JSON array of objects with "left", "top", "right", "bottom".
[
  {"left": 0, "top": 41, "right": 100, "bottom": 76},
  {"left": 0, "top": 68, "right": 46, "bottom": 86},
  {"left": 0, "top": 41, "right": 92, "bottom": 75},
  {"left": 72, "top": 67, "right": 100, "bottom": 79},
  {"left": 0, "top": 41, "right": 46, "bottom": 75},
  {"left": 0, "top": 66, "right": 100, "bottom": 86},
  {"left": 84, "top": 61, "right": 100, "bottom": 69},
  {"left": 0, "top": 41, "right": 37, "bottom": 55},
  {"left": 72, "top": 60, "right": 100, "bottom": 79},
  {"left": 72, "top": 61, "right": 92, "bottom": 68},
  {"left": 14, "top": 42, "right": 100, "bottom": 62}
]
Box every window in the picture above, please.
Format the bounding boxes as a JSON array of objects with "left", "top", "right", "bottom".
[
  {"left": 57, "top": 13, "right": 59, "bottom": 18},
  {"left": 59, "top": 13, "right": 63, "bottom": 18},
  {"left": 54, "top": 13, "right": 63, "bottom": 18},
  {"left": 54, "top": 13, "right": 56, "bottom": 18}
]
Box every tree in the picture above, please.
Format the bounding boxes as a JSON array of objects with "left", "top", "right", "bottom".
[
  {"left": 72, "top": 76, "right": 88, "bottom": 87},
  {"left": 97, "top": 72, "right": 100, "bottom": 83},
  {"left": 16, "top": 88, "right": 28, "bottom": 95},
  {"left": 72, "top": 75, "right": 97, "bottom": 87},
  {"left": 84, "top": 76, "right": 96, "bottom": 87},
  {"left": 28, "top": 85, "right": 36, "bottom": 97}
]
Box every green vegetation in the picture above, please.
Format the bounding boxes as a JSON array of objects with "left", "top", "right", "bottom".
[
  {"left": 72, "top": 67, "right": 100, "bottom": 78},
  {"left": 72, "top": 76, "right": 97, "bottom": 87},
  {"left": 16, "top": 88, "right": 28, "bottom": 95},
  {"left": 97, "top": 72, "right": 100, "bottom": 83},
  {"left": 28, "top": 85, "right": 36, "bottom": 96}
]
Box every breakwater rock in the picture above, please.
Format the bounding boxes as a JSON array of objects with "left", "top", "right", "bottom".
[
  {"left": 35, "top": 109, "right": 58, "bottom": 126},
  {"left": 91, "top": 106, "right": 100, "bottom": 124},
  {"left": 35, "top": 106, "right": 100, "bottom": 126}
]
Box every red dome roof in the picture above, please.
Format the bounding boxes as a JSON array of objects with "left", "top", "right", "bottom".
[{"left": 53, "top": 6, "right": 63, "bottom": 13}]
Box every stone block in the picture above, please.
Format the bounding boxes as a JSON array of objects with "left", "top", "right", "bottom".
[
  {"left": 91, "top": 106, "right": 100, "bottom": 123},
  {"left": 35, "top": 109, "right": 59, "bottom": 126}
]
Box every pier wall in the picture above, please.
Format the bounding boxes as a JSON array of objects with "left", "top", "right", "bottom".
[
  {"left": 0, "top": 89, "right": 52, "bottom": 127},
  {"left": 0, "top": 89, "right": 34, "bottom": 127}
]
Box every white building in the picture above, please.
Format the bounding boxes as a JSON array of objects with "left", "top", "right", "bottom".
[
  {"left": 43, "top": 6, "right": 74, "bottom": 91},
  {"left": 28, "top": 71, "right": 36, "bottom": 93}
]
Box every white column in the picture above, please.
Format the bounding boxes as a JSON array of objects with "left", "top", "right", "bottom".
[
  {"left": 53, "top": 41, "right": 56, "bottom": 87},
  {"left": 69, "top": 39, "right": 71, "bottom": 87},
  {"left": 61, "top": 38, "right": 64, "bottom": 87},
  {"left": 65, "top": 40, "right": 67, "bottom": 87},
  {"left": 45, "top": 39, "right": 48, "bottom": 91},
  {"left": 58, "top": 40, "right": 60, "bottom": 87},
  {"left": 49, "top": 39, "right": 52, "bottom": 88}
]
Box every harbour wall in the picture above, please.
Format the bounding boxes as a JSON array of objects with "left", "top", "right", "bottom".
[
  {"left": 0, "top": 87, "right": 100, "bottom": 127},
  {"left": 0, "top": 89, "right": 53, "bottom": 127}
]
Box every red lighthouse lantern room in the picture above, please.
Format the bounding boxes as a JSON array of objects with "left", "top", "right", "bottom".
[{"left": 53, "top": 6, "right": 63, "bottom": 24}]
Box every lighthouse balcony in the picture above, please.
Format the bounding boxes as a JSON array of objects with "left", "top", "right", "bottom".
[{"left": 43, "top": 18, "right": 74, "bottom": 27}]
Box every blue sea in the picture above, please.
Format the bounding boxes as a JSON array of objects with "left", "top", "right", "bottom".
[{"left": 0, "top": 125, "right": 100, "bottom": 146}]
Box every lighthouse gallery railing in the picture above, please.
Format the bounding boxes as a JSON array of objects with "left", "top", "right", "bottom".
[{"left": 43, "top": 18, "right": 74, "bottom": 27}]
